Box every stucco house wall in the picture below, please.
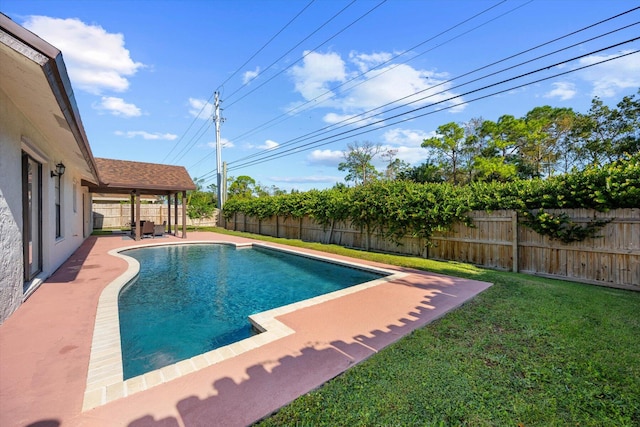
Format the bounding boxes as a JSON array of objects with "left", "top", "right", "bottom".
[
  {"left": 0, "top": 87, "right": 92, "bottom": 322},
  {"left": 0, "top": 89, "right": 24, "bottom": 322}
]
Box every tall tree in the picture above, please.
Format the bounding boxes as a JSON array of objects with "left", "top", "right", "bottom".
[
  {"left": 397, "top": 161, "right": 444, "bottom": 183},
  {"left": 572, "top": 91, "right": 640, "bottom": 166},
  {"left": 460, "top": 117, "right": 486, "bottom": 183},
  {"left": 422, "top": 122, "right": 466, "bottom": 184},
  {"left": 228, "top": 175, "right": 257, "bottom": 199},
  {"left": 381, "top": 149, "right": 410, "bottom": 180},
  {"left": 479, "top": 115, "right": 529, "bottom": 180},
  {"left": 338, "top": 141, "right": 382, "bottom": 186},
  {"left": 522, "top": 106, "right": 575, "bottom": 178}
]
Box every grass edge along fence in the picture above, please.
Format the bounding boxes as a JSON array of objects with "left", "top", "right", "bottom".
[{"left": 223, "top": 208, "right": 639, "bottom": 290}]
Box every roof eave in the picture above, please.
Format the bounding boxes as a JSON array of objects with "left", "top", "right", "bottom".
[{"left": 0, "top": 13, "right": 100, "bottom": 184}]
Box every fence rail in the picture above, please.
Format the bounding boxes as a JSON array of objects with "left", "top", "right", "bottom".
[
  {"left": 223, "top": 208, "right": 639, "bottom": 289},
  {"left": 92, "top": 203, "right": 218, "bottom": 229}
]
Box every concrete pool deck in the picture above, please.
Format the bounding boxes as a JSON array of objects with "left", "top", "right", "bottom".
[{"left": 0, "top": 231, "right": 492, "bottom": 427}]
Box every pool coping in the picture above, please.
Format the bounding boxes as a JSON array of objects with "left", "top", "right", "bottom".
[{"left": 82, "top": 240, "right": 407, "bottom": 411}]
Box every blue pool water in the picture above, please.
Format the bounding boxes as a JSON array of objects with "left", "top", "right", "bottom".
[{"left": 118, "top": 244, "right": 385, "bottom": 379}]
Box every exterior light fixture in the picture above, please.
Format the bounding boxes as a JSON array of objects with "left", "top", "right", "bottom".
[{"left": 51, "top": 162, "right": 66, "bottom": 178}]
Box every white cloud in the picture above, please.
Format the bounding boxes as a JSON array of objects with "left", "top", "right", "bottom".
[
  {"left": 245, "top": 139, "right": 280, "bottom": 150},
  {"left": 380, "top": 144, "right": 430, "bottom": 165},
  {"left": 544, "top": 82, "right": 577, "bottom": 101},
  {"left": 288, "top": 50, "right": 464, "bottom": 126},
  {"left": 290, "top": 51, "right": 346, "bottom": 100},
  {"left": 23, "top": 16, "right": 143, "bottom": 94},
  {"left": 114, "top": 130, "right": 177, "bottom": 140},
  {"left": 207, "top": 138, "right": 234, "bottom": 149},
  {"left": 341, "top": 63, "right": 455, "bottom": 112},
  {"left": 260, "top": 140, "right": 279, "bottom": 150},
  {"left": 323, "top": 112, "right": 378, "bottom": 126},
  {"left": 306, "top": 149, "right": 343, "bottom": 166},
  {"left": 349, "top": 51, "right": 393, "bottom": 72},
  {"left": 577, "top": 50, "right": 640, "bottom": 98},
  {"left": 270, "top": 175, "right": 341, "bottom": 184},
  {"left": 243, "top": 67, "right": 260, "bottom": 84},
  {"left": 382, "top": 128, "right": 433, "bottom": 147},
  {"left": 188, "top": 98, "right": 214, "bottom": 120},
  {"left": 95, "top": 96, "right": 142, "bottom": 117}
]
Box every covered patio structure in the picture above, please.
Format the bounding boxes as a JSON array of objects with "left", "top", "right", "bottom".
[{"left": 88, "top": 158, "right": 196, "bottom": 240}]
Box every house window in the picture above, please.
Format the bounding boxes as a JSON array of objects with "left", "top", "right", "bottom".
[{"left": 55, "top": 173, "right": 62, "bottom": 238}]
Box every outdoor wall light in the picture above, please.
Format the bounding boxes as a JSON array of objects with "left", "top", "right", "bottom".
[{"left": 51, "top": 162, "right": 66, "bottom": 178}]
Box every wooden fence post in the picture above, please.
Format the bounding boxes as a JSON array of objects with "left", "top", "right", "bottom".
[{"left": 512, "top": 210, "right": 519, "bottom": 273}]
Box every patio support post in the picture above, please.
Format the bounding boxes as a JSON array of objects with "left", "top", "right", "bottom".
[
  {"left": 130, "top": 192, "right": 134, "bottom": 232},
  {"left": 174, "top": 194, "right": 178, "bottom": 236},
  {"left": 182, "top": 190, "right": 187, "bottom": 238},
  {"left": 135, "top": 190, "right": 141, "bottom": 241},
  {"left": 167, "top": 193, "right": 172, "bottom": 234}
]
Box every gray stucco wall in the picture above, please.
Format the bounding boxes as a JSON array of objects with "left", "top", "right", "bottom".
[{"left": 0, "top": 89, "right": 25, "bottom": 323}]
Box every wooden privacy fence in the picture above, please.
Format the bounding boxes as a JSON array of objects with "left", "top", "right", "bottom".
[
  {"left": 92, "top": 203, "right": 218, "bottom": 229},
  {"left": 223, "top": 208, "right": 639, "bottom": 289}
]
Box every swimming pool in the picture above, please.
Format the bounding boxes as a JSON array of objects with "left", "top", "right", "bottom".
[{"left": 118, "top": 244, "right": 387, "bottom": 379}]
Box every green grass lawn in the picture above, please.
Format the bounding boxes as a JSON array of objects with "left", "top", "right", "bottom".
[{"left": 206, "top": 228, "right": 640, "bottom": 426}]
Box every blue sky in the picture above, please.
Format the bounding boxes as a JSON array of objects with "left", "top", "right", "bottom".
[{"left": 3, "top": 0, "right": 639, "bottom": 191}]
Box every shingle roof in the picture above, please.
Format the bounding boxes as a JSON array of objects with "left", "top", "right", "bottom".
[{"left": 91, "top": 158, "right": 196, "bottom": 194}]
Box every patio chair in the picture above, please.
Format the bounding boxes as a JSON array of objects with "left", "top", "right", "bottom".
[
  {"left": 141, "top": 221, "right": 155, "bottom": 238},
  {"left": 153, "top": 221, "right": 166, "bottom": 237}
]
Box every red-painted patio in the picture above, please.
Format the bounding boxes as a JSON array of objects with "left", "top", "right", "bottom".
[{"left": 0, "top": 231, "right": 491, "bottom": 427}]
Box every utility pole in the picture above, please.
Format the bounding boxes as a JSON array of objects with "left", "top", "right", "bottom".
[{"left": 214, "top": 91, "right": 225, "bottom": 210}]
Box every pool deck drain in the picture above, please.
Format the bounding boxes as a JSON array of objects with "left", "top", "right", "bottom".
[{"left": 0, "top": 232, "right": 492, "bottom": 427}]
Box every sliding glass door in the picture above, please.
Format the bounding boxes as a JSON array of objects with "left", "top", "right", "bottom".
[{"left": 22, "top": 152, "right": 42, "bottom": 287}]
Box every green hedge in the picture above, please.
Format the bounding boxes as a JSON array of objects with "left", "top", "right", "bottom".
[{"left": 223, "top": 156, "right": 639, "bottom": 243}]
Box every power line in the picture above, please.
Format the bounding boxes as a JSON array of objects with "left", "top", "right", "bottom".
[
  {"left": 188, "top": 0, "right": 515, "bottom": 171},
  {"left": 216, "top": 0, "right": 316, "bottom": 92},
  {"left": 223, "top": 42, "right": 639, "bottom": 173},
  {"left": 223, "top": 0, "right": 359, "bottom": 103},
  {"left": 226, "top": 0, "right": 513, "bottom": 144},
  {"left": 224, "top": 0, "right": 388, "bottom": 109},
  {"left": 161, "top": 0, "right": 316, "bottom": 164},
  {"left": 223, "top": 4, "right": 640, "bottom": 167},
  {"left": 169, "top": 0, "right": 367, "bottom": 168},
  {"left": 222, "top": 19, "right": 640, "bottom": 169}
]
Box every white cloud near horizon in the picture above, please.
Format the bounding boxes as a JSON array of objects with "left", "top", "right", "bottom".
[
  {"left": 23, "top": 15, "right": 144, "bottom": 95},
  {"left": 270, "top": 175, "right": 341, "bottom": 184},
  {"left": 114, "top": 130, "right": 177, "bottom": 140},
  {"left": 306, "top": 149, "right": 344, "bottom": 166},
  {"left": 95, "top": 96, "right": 142, "bottom": 117},
  {"left": 577, "top": 50, "right": 640, "bottom": 98}
]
